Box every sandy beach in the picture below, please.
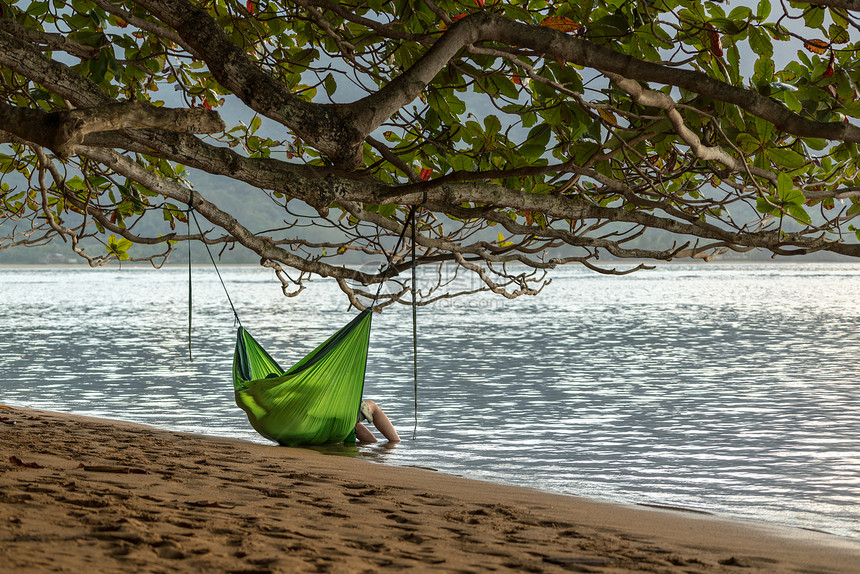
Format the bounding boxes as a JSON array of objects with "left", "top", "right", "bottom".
[{"left": 1, "top": 406, "right": 858, "bottom": 573}]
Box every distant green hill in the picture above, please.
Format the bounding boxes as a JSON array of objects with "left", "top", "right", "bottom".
[{"left": 0, "top": 168, "right": 358, "bottom": 265}]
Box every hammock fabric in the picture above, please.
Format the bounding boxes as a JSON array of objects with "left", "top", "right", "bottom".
[{"left": 232, "top": 309, "right": 373, "bottom": 446}]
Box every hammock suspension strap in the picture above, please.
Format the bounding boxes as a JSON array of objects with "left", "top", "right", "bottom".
[
  {"left": 367, "top": 203, "right": 422, "bottom": 439},
  {"left": 410, "top": 206, "right": 418, "bottom": 440},
  {"left": 371, "top": 204, "right": 420, "bottom": 307},
  {"left": 187, "top": 190, "right": 242, "bottom": 359}
]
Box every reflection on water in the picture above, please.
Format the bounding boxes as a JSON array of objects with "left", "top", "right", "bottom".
[{"left": 1, "top": 263, "right": 859, "bottom": 538}]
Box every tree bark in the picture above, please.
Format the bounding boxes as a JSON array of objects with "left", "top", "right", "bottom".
[{"left": 0, "top": 102, "right": 224, "bottom": 158}]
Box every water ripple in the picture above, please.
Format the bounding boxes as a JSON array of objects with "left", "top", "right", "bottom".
[{"left": 1, "top": 263, "right": 859, "bottom": 537}]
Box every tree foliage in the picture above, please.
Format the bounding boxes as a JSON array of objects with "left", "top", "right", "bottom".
[{"left": 1, "top": 0, "right": 859, "bottom": 307}]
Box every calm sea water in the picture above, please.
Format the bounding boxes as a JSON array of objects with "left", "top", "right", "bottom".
[{"left": 1, "top": 263, "right": 859, "bottom": 538}]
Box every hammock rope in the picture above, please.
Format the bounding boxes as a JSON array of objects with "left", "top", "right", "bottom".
[
  {"left": 371, "top": 204, "right": 419, "bottom": 307},
  {"left": 188, "top": 190, "right": 242, "bottom": 325},
  {"left": 410, "top": 206, "right": 419, "bottom": 440}
]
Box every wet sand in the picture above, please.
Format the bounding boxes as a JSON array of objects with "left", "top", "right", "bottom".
[{"left": 1, "top": 406, "right": 858, "bottom": 573}]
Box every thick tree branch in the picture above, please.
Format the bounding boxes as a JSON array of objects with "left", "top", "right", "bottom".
[
  {"left": 349, "top": 12, "right": 860, "bottom": 152},
  {"left": 133, "top": 0, "right": 366, "bottom": 169},
  {"left": 802, "top": 0, "right": 859, "bottom": 10},
  {"left": 0, "top": 18, "right": 98, "bottom": 60},
  {"left": 606, "top": 73, "right": 777, "bottom": 184},
  {"left": 0, "top": 28, "right": 110, "bottom": 107},
  {"left": 77, "top": 146, "right": 391, "bottom": 284},
  {"left": 116, "top": 2, "right": 858, "bottom": 172},
  {"left": 88, "top": 0, "right": 197, "bottom": 55},
  {"left": 0, "top": 101, "right": 224, "bottom": 158},
  {"left": 475, "top": 13, "right": 860, "bottom": 143}
]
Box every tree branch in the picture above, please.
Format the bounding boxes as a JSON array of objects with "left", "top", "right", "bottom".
[
  {"left": 0, "top": 101, "right": 224, "bottom": 159},
  {"left": 76, "top": 146, "right": 388, "bottom": 284},
  {"left": 802, "top": 0, "right": 859, "bottom": 10},
  {"left": 117, "top": 2, "right": 858, "bottom": 173},
  {"left": 0, "top": 28, "right": 110, "bottom": 107},
  {"left": 0, "top": 18, "right": 98, "bottom": 60},
  {"left": 346, "top": 12, "right": 860, "bottom": 152},
  {"left": 605, "top": 73, "right": 777, "bottom": 184},
  {"left": 132, "top": 0, "right": 366, "bottom": 169}
]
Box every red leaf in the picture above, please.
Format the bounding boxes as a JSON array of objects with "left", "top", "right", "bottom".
[
  {"left": 452, "top": 14, "right": 467, "bottom": 22},
  {"left": 707, "top": 24, "right": 723, "bottom": 57},
  {"left": 804, "top": 39, "right": 829, "bottom": 54},
  {"left": 540, "top": 16, "right": 581, "bottom": 34},
  {"left": 823, "top": 49, "right": 835, "bottom": 78},
  {"left": 511, "top": 76, "right": 522, "bottom": 85},
  {"left": 115, "top": 18, "right": 127, "bottom": 28},
  {"left": 9, "top": 456, "right": 43, "bottom": 469},
  {"left": 420, "top": 168, "right": 432, "bottom": 181},
  {"left": 202, "top": 100, "right": 212, "bottom": 110},
  {"left": 473, "top": 0, "right": 485, "bottom": 7},
  {"left": 246, "top": 0, "right": 255, "bottom": 14}
]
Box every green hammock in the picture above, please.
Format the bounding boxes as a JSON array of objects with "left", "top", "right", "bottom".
[
  {"left": 187, "top": 196, "right": 419, "bottom": 447},
  {"left": 232, "top": 308, "right": 373, "bottom": 446}
]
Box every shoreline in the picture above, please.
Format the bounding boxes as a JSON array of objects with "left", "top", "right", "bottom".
[
  {"left": 3, "top": 258, "right": 860, "bottom": 269},
  {"left": 2, "top": 407, "right": 858, "bottom": 572}
]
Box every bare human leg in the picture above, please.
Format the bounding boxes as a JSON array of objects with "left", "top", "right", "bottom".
[
  {"left": 354, "top": 421, "right": 377, "bottom": 443},
  {"left": 355, "top": 400, "right": 400, "bottom": 443}
]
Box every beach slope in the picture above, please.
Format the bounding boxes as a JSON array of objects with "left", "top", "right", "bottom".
[{"left": 1, "top": 407, "right": 857, "bottom": 573}]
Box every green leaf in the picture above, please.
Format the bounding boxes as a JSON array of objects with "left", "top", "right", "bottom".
[
  {"left": 756, "top": 0, "right": 771, "bottom": 21},
  {"left": 27, "top": 1, "right": 49, "bottom": 16},
  {"left": 775, "top": 173, "right": 805, "bottom": 205},
  {"left": 769, "top": 148, "right": 806, "bottom": 169},
  {"left": 783, "top": 187, "right": 805, "bottom": 206},
  {"left": 753, "top": 57, "right": 775, "bottom": 87},
  {"left": 803, "top": 138, "right": 828, "bottom": 151},
  {"left": 107, "top": 234, "right": 132, "bottom": 260},
  {"left": 249, "top": 115, "right": 262, "bottom": 135},
  {"left": 831, "top": 8, "right": 849, "bottom": 28},
  {"left": 828, "top": 24, "right": 849, "bottom": 45},
  {"left": 756, "top": 196, "right": 777, "bottom": 214},
  {"left": 448, "top": 154, "right": 472, "bottom": 172},
  {"left": 776, "top": 172, "right": 793, "bottom": 200},
  {"left": 736, "top": 133, "right": 761, "bottom": 153},
  {"left": 70, "top": 31, "right": 107, "bottom": 47},
  {"left": 491, "top": 75, "right": 520, "bottom": 100},
  {"left": 66, "top": 176, "right": 87, "bottom": 191},
  {"left": 519, "top": 124, "right": 552, "bottom": 159},
  {"left": 748, "top": 28, "right": 773, "bottom": 59},
  {"left": 710, "top": 17, "right": 742, "bottom": 36},
  {"left": 780, "top": 90, "right": 801, "bottom": 113},
  {"left": 803, "top": 6, "right": 825, "bottom": 29},
  {"left": 843, "top": 101, "right": 860, "bottom": 119},
  {"left": 323, "top": 73, "right": 337, "bottom": 97},
  {"left": 484, "top": 115, "right": 502, "bottom": 136},
  {"left": 727, "top": 7, "right": 752, "bottom": 23},
  {"left": 786, "top": 203, "right": 811, "bottom": 225},
  {"left": 90, "top": 54, "right": 109, "bottom": 84}
]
